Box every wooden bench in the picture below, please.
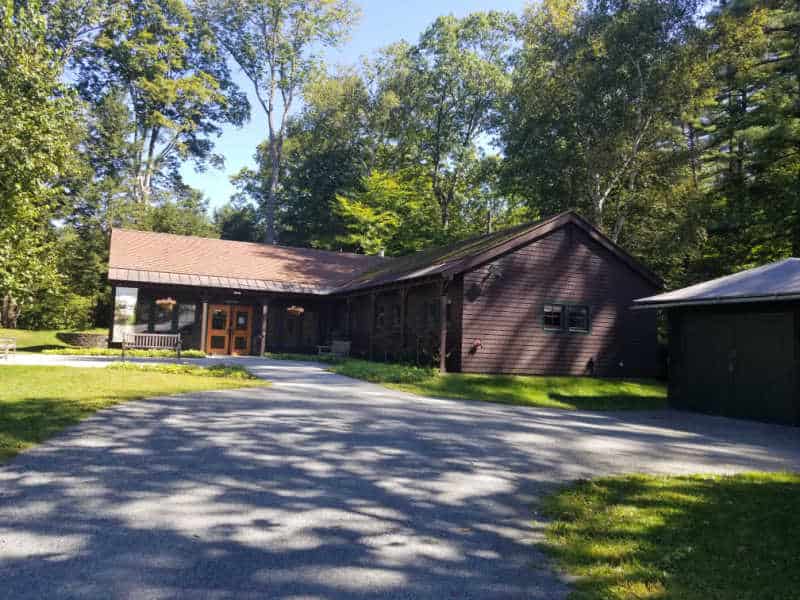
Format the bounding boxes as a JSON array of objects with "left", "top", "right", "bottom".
[
  {"left": 317, "top": 340, "right": 351, "bottom": 359},
  {"left": 0, "top": 337, "right": 16, "bottom": 359},
  {"left": 122, "top": 333, "right": 182, "bottom": 360}
]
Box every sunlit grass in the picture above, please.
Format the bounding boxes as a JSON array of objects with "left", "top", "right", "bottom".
[
  {"left": 0, "top": 327, "right": 107, "bottom": 352},
  {"left": 540, "top": 473, "right": 800, "bottom": 599},
  {"left": 327, "top": 358, "right": 666, "bottom": 410},
  {"left": 0, "top": 364, "right": 268, "bottom": 462}
]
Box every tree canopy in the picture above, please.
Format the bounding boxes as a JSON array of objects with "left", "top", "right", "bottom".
[{"left": 1, "top": 0, "right": 799, "bottom": 328}]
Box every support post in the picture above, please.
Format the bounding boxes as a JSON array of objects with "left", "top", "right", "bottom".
[
  {"left": 345, "top": 297, "right": 352, "bottom": 339},
  {"left": 368, "top": 292, "right": 376, "bottom": 361},
  {"left": 200, "top": 300, "right": 208, "bottom": 354},
  {"left": 399, "top": 288, "right": 407, "bottom": 358},
  {"left": 107, "top": 285, "right": 116, "bottom": 347},
  {"left": 260, "top": 300, "right": 268, "bottom": 355},
  {"left": 439, "top": 283, "right": 448, "bottom": 373}
]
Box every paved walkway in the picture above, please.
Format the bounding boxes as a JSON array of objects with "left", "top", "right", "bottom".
[{"left": 1, "top": 358, "right": 800, "bottom": 599}]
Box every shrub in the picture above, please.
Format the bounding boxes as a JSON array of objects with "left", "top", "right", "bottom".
[
  {"left": 106, "top": 362, "right": 257, "bottom": 379},
  {"left": 331, "top": 359, "right": 437, "bottom": 384},
  {"left": 18, "top": 292, "right": 95, "bottom": 330},
  {"left": 43, "top": 347, "right": 206, "bottom": 358}
]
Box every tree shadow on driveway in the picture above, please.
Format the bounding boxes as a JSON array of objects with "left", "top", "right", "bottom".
[{"left": 1, "top": 371, "right": 799, "bottom": 599}]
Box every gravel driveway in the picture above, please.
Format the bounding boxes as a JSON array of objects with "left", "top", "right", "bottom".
[{"left": 2, "top": 359, "right": 799, "bottom": 599}]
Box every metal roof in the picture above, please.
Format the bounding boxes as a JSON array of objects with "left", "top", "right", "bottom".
[
  {"left": 335, "top": 211, "right": 662, "bottom": 293},
  {"left": 108, "top": 229, "right": 385, "bottom": 293},
  {"left": 635, "top": 258, "right": 800, "bottom": 309},
  {"left": 108, "top": 212, "right": 662, "bottom": 295}
]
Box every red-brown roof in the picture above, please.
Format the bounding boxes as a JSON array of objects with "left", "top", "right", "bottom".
[
  {"left": 108, "top": 212, "right": 661, "bottom": 294},
  {"left": 335, "top": 211, "right": 662, "bottom": 292},
  {"left": 108, "top": 229, "right": 385, "bottom": 293}
]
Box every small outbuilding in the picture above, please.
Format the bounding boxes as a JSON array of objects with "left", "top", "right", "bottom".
[{"left": 635, "top": 259, "right": 800, "bottom": 425}]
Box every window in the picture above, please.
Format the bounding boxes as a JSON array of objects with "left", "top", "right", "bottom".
[
  {"left": 153, "top": 302, "right": 174, "bottom": 332},
  {"left": 235, "top": 311, "right": 248, "bottom": 330},
  {"left": 211, "top": 309, "right": 227, "bottom": 330},
  {"left": 543, "top": 303, "right": 591, "bottom": 333},
  {"left": 567, "top": 305, "right": 590, "bottom": 333},
  {"left": 543, "top": 304, "right": 564, "bottom": 331},
  {"left": 391, "top": 305, "right": 401, "bottom": 328},
  {"left": 375, "top": 305, "right": 385, "bottom": 330},
  {"left": 112, "top": 287, "right": 138, "bottom": 342},
  {"left": 427, "top": 300, "right": 440, "bottom": 327},
  {"left": 177, "top": 303, "right": 196, "bottom": 332}
]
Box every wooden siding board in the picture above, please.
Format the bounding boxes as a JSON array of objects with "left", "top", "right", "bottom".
[{"left": 460, "top": 224, "right": 659, "bottom": 377}]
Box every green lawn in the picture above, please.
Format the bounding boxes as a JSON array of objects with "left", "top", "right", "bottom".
[
  {"left": 540, "top": 473, "right": 800, "bottom": 600},
  {"left": 0, "top": 327, "right": 107, "bottom": 352},
  {"left": 0, "top": 363, "right": 268, "bottom": 463},
  {"left": 323, "top": 358, "right": 666, "bottom": 410}
]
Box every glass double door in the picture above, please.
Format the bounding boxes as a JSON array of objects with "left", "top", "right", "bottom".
[{"left": 206, "top": 304, "right": 253, "bottom": 355}]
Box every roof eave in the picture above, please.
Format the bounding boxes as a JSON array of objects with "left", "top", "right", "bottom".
[
  {"left": 633, "top": 292, "right": 800, "bottom": 310},
  {"left": 442, "top": 211, "right": 663, "bottom": 288}
]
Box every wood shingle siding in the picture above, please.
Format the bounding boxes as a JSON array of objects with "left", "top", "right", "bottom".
[{"left": 460, "top": 224, "right": 660, "bottom": 377}]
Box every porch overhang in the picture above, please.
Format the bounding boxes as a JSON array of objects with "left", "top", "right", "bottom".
[{"left": 108, "top": 268, "right": 332, "bottom": 295}]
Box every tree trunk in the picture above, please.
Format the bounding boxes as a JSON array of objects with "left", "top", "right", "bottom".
[
  {"left": 265, "top": 160, "right": 279, "bottom": 244},
  {"left": 264, "top": 134, "right": 281, "bottom": 245},
  {"left": 1, "top": 294, "right": 18, "bottom": 329}
]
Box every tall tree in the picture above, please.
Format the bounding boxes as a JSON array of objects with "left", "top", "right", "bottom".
[
  {"left": 228, "top": 70, "right": 381, "bottom": 248},
  {"left": 0, "top": 0, "right": 82, "bottom": 327},
  {"left": 503, "top": 0, "right": 707, "bottom": 241},
  {"left": 699, "top": 0, "right": 800, "bottom": 272},
  {"left": 75, "top": 0, "right": 248, "bottom": 207},
  {"left": 198, "top": 0, "right": 359, "bottom": 244},
  {"left": 375, "top": 12, "right": 516, "bottom": 232}
]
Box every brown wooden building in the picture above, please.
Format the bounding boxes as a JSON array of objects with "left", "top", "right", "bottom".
[{"left": 108, "top": 211, "right": 662, "bottom": 377}]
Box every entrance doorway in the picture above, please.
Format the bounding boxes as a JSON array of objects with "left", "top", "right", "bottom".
[{"left": 206, "top": 304, "right": 254, "bottom": 355}]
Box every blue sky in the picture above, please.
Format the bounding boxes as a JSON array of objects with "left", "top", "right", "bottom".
[{"left": 181, "top": 0, "right": 529, "bottom": 212}]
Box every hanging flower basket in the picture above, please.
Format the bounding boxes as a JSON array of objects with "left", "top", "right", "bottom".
[
  {"left": 286, "top": 305, "right": 305, "bottom": 316},
  {"left": 155, "top": 297, "right": 177, "bottom": 309}
]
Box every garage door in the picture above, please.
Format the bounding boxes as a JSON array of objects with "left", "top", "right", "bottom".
[
  {"left": 682, "top": 314, "right": 734, "bottom": 414},
  {"left": 679, "top": 310, "right": 798, "bottom": 425},
  {"left": 733, "top": 312, "right": 796, "bottom": 424}
]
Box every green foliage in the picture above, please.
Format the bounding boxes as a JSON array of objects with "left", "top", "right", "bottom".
[
  {"left": 329, "top": 359, "right": 438, "bottom": 384},
  {"left": 198, "top": 0, "right": 360, "bottom": 243},
  {"left": 106, "top": 362, "right": 259, "bottom": 379},
  {"left": 18, "top": 292, "right": 95, "bottom": 331},
  {"left": 43, "top": 347, "right": 206, "bottom": 358},
  {"left": 335, "top": 170, "right": 439, "bottom": 255},
  {"left": 0, "top": 364, "right": 267, "bottom": 462},
  {"left": 262, "top": 352, "right": 341, "bottom": 363},
  {"left": 375, "top": 12, "right": 517, "bottom": 233},
  {"left": 541, "top": 473, "right": 800, "bottom": 599},
  {"left": 213, "top": 200, "right": 262, "bottom": 242},
  {"left": 502, "top": 0, "right": 709, "bottom": 285},
  {"left": 75, "top": 0, "right": 248, "bottom": 206},
  {"left": 697, "top": 0, "right": 800, "bottom": 275},
  {"left": 0, "top": 1, "right": 82, "bottom": 324},
  {"left": 5, "top": 0, "right": 800, "bottom": 330}
]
